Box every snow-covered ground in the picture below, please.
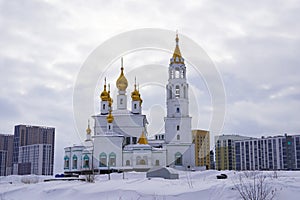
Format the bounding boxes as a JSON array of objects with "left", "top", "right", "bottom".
[{"left": 1, "top": 170, "right": 300, "bottom": 200}]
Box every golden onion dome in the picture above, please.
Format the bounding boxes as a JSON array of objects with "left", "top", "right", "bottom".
[
  {"left": 116, "top": 58, "right": 128, "bottom": 91},
  {"left": 106, "top": 110, "right": 114, "bottom": 123},
  {"left": 131, "top": 83, "right": 143, "bottom": 105},
  {"left": 100, "top": 85, "right": 109, "bottom": 101},
  {"left": 86, "top": 120, "right": 91, "bottom": 134}
]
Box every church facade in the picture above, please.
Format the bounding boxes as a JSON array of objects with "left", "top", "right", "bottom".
[{"left": 64, "top": 35, "right": 195, "bottom": 173}]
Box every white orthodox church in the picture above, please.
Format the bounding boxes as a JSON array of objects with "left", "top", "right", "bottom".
[{"left": 64, "top": 35, "right": 195, "bottom": 173}]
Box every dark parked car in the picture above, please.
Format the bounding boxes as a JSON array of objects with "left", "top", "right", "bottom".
[{"left": 216, "top": 174, "right": 228, "bottom": 179}]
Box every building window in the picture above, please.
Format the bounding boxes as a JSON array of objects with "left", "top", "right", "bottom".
[
  {"left": 64, "top": 156, "right": 69, "bottom": 169},
  {"left": 177, "top": 134, "right": 180, "bottom": 140},
  {"left": 155, "top": 160, "right": 160, "bottom": 166},
  {"left": 136, "top": 156, "right": 141, "bottom": 165},
  {"left": 103, "top": 104, "right": 105, "bottom": 110},
  {"left": 175, "top": 70, "right": 180, "bottom": 78},
  {"left": 83, "top": 155, "right": 89, "bottom": 168},
  {"left": 125, "top": 137, "right": 130, "bottom": 145},
  {"left": 176, "top": 107, "right": 180, "bottom": 113},
  {"left": 108, "top": 125, "right": 111, "bottom": 130},
  {"left": 134, "top": 103, "right": 137, "bottom": 109},
  {"left": 139, "top": 159, "right": 146, "bottom": 165},
  {"left": 136, "top": 156, "right": 147, "bottom": 165},
  {"left": 175, "top": 85, "right": 180, "bottom": 98},
  {"left": 143, "top": 156, "right": 148, "bottom": 165},
  {"left": 120, "top": 98, "right": 123, "bottom": 105},
  {"left": 99, "top": 152, "right": 107, "bottom": 167},
  {"left": 109, "top": 152, "right": 116, "bottom": 167},
  {"left": 133, "top": 137, "right": 137, "bottom": 144},
  {"left": 72, "top": 155, "right": 77, "bottom": 169},
  {"left": 177, "top": 125, "right": 180, "bottom": 131},
  {"left": 175, "top": 152, "right": 182, "bottom": 166},
  {"left": 126, "top": 160, "right": 130, "bottom": 166}
]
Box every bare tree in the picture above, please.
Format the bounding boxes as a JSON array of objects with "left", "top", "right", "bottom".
[
  {"left": 234, "top": 171, "right": 277, "bottom": 200},
  {"left": 85, "top": 173, "right": 95, "bottom": 183}
]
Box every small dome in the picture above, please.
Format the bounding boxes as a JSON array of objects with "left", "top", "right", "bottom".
[
  {"left": 116, "top": 58, "right": 128, "bottom": 91},
  {"left": 131, "top": 84, "right": 142, "bottom": 104},
  {"left": 106, "top": 110, "right": 114, "bottom": 123},
  {"left": 138, "top": 132, "right": 148, "bottom": 144},
  {"left": 100, "top": 84, "right": 109, "bottom": 101},
  {"left": 86, "top": 120, "right": 91, "bottom": 134}
]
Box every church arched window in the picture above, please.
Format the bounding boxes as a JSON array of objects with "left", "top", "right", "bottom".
[
  {"left": 83, "top": 154, "right": 89, "bottom": 168},
  {"left": 142, "top": 156, "right": 148, "bottom": 165},
  {"left": 175, "top": 85, "right": 180, "bottom": 98},
  {"left": 103, "top": 104, "right": 105, "bottom": 110},
  {"left": 170, "top": 70, "right": 174, "bottom": 79},
  {"left": 72, "top": 155, "right": 77, "bottom": 169},
  {"left": 109, "top": 152, "right": 116, "bottom": 167},
  {"left": 175, "top": 152, "right": 182, "bottom": 166},
  {"left": 64, "top": 156, "right": 69, "bottom": 169},
  {"left": 175, "top": 70, "right": 180, "bottom": 78},
  {"left": 136, "top": 156, "right": 141, "bottom": 165},
  {"left": 99, "top": 152, "right": 107, "bottom": 167},
  {"left": 155, "top": 160, "right": 160, "bottom": 166},
  {"left": 126, "top": 160, "right": 130, "bottom": 166},
  {"left": 181, "top": 70, "right": 184, "bottom": 78}
]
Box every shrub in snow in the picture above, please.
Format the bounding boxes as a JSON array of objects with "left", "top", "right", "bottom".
[
  {"left": 21, "top": 175, "right": 39, "bottom": 184},
  {"left": 233, "top": 171, "right": 277, "bottom": 200},
  {"left": 85, "top": 174, "right": 95, "bottom": 183}
]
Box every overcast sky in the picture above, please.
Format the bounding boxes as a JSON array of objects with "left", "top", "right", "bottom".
[{"left": 1, "top": 0, "right": 299, "bottom": 172}]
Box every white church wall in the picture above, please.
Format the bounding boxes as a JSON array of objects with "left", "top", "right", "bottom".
[
  {"left": 93, "top": 136, "right": 124, "bottom": 168},
  {"left": 166, "top": 144, "right": 195, "bottom": 168},
  {"left": 152, "top": 150, "right": 167, "bottom": 167},
  {"left": 164, "top": 117, "right": 192, "bottom": 144}
]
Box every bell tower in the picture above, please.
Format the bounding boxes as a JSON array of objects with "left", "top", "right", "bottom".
[{"left": 165, "top": 34, "right": 192, "bottom": 144}]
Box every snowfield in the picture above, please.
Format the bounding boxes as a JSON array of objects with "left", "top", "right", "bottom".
[{"left": 1, "top": 170, "right": 300, "bottom": 200}]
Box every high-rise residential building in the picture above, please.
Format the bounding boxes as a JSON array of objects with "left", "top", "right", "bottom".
[
  {"left": 0, "top": 134, "right": 13, "bottom": 176},
  {"left": 12, "top": 125, "right": 55, "bottom": 175},
  {"left": 215, "top": 135, "right": 251, "bottom": 170},
  {"left": 235, "top": 134, "right": 300, "bottom": 170},
  {"left": 192, "top": 130, "right": 210, "bottom": 169},
  {"left": 210, "top": 150, "right": 215, "bottom": 169}
]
